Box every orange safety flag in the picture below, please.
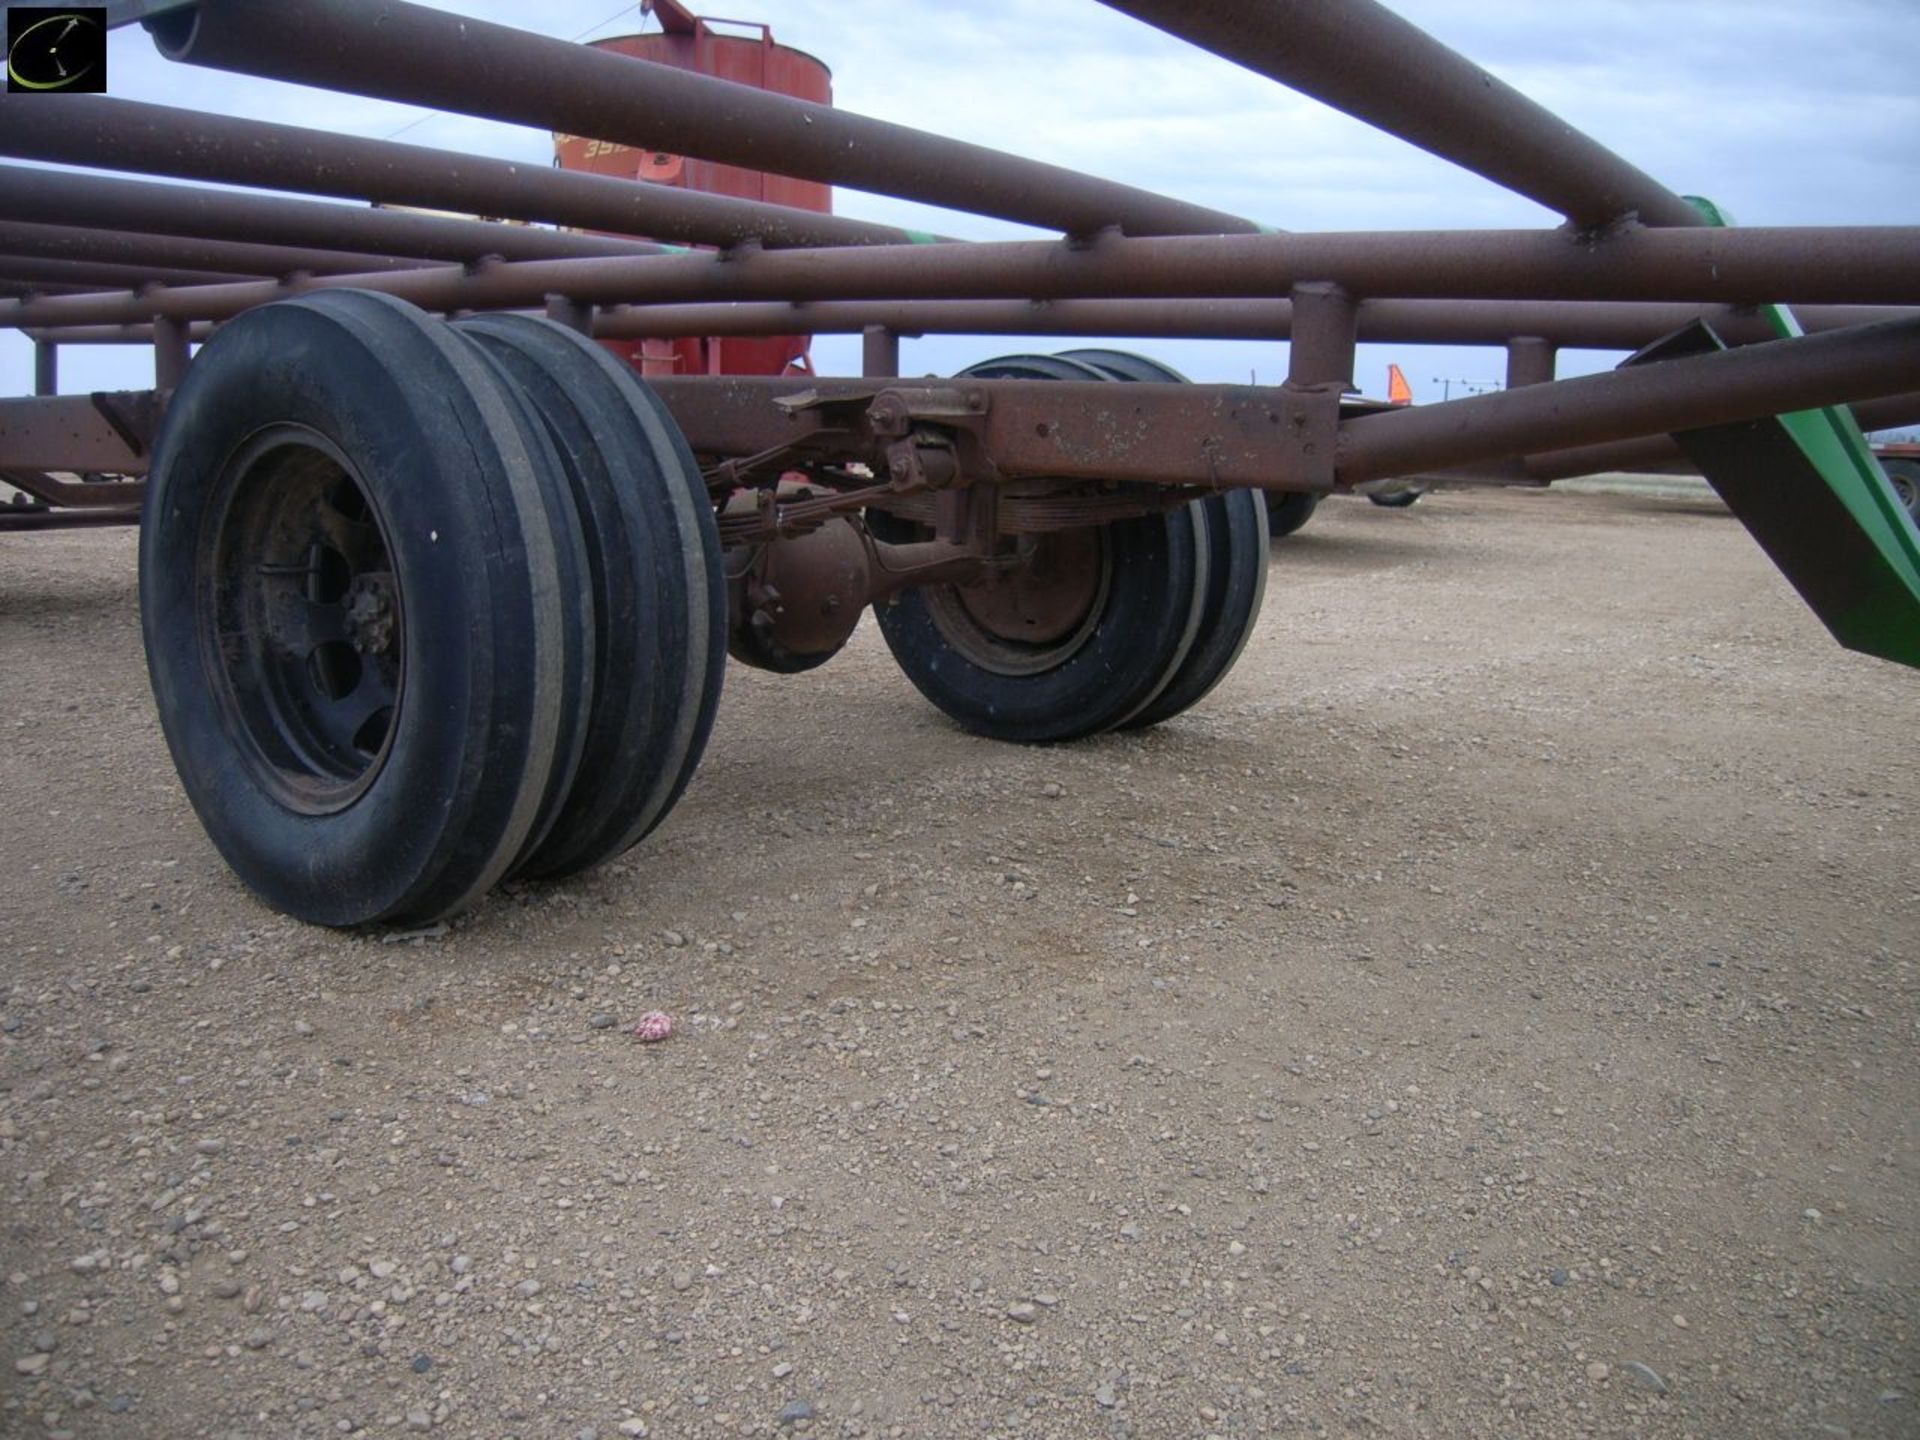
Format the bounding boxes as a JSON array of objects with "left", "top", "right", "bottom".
[{"left": 1386, "top": 364, "right": 1413, "bottom": 406}]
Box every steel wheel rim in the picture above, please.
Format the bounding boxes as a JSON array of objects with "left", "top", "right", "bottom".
[
  {"left": 923, "top": 527, "right": 1112, "bottom": 677},
  {"left": 200, "top": 424, "right": 404, "bottom": 814}
]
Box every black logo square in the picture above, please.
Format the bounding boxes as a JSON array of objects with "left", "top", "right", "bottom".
[{"left": 7, "top": 7, "right": 108, "bottom": 93}]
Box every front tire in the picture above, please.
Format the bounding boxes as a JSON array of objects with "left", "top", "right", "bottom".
[
  {"left": 141, "top": 291, "right": 573, "bottom": 926},
  {"left": 453, "top": 315, "right": 725, "bottom": 879}
]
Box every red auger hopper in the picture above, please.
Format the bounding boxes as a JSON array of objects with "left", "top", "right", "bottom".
[{"left": 553, "top": 0, "right": 830, "bottom": 379}]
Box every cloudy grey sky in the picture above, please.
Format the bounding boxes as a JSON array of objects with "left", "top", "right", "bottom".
[{"left": 5, "top": 0, "right": 1917, "bottom": 404}]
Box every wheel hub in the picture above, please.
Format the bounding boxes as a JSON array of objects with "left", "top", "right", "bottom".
[
  {"left": 203, "top": 426, "right": 404, "bottom": 812},
  {"left": 926, "top": 527, "right": 1111, "bottom": 676},
  {"left": 345, "top": 572, "right": 398, "bottom": 656}
]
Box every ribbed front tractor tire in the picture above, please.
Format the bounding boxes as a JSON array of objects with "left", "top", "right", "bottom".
[
  {"left": 868, "top": 505, "right": 1206, "bottom": 743},
  {"left": 140, "top": 293, "right": 723, "bottom": 926},
  {"left": 868, "top": 347, "right": 1281, "bottom": 741},
  {"left": 1264, "top": 490, "right": 1320, "bottom": 537},
  {"left": 1058, "top": 350, "right": 1270, "bottom": 729},
  {"left": 453, "top": 314, "right": 726, "bottom": 879},
  {"left": 141, "top": 291, "right": 574, "bottom": 925}
]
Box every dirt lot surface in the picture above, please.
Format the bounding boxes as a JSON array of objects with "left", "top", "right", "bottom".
[{"left": 3, "top": 488, "right": 1915, "bottom": 1440}]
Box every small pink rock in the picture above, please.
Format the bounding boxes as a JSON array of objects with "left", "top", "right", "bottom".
[{"left": 632, "top": 1011, "right": 674, "bottom": 1043}]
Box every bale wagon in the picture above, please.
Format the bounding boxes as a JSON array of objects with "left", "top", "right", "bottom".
[{"left": 1, "top": 0, "right": 1916, "bottom": 928}]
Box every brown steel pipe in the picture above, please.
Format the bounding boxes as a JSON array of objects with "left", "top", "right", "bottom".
[
  {"left": 0, "top": 506, "right": 141, "bottom": 531},
  {"left": 0, "top": 283, "right": 92, "bottom": 299},
  {"left": 0, "top": 218, "right": 437, "bottom": 279},
  {"left": 30, "top": 300, "right": 1917, "bottom": 353},
  {"left": 0, "top": 96, "right": 927, "bottom": 252},
  {"left": 591, "top": 299, "right": 1910, "bottom": 350},
  {"left": 1100, "top": 0, "right": 1702, "bottom": 232},
  {"left": 0, "top": 164, "right": 667, "bottom": 267},
  {"left": 1508, "top": 390, "right": 1920, "bottom": 482},
  {"left": 0, "top": 256, "right": 251, "bottom": 291},
  {"left": 645, "top": 320, "right": 1920, "bottom": 489},
  {"left": 1336, "top": 317, "right": 1920, "bottom": 484},
  {"left": 0, "top": 471, "right": 144, "bottom": 508},
  {"left": 4, "top": 225, "right": 1918, "bottom": 333},
  {"left": 862, "top": 326, "right": 901, "bottom": 379},
  {"left": 144, "top": 0, "right": 1259, "bottom": 239}
]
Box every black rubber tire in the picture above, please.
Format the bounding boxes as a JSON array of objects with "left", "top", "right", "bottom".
[
  {"left": 1120, "top": 487, "right": 1269, "bottom": 728},
  {"left": 1055, "top": 348, "right": 1186, "bottom": 385},
  {"left": 141, "top": 290, "right": 570, "bottom": 926},
  {"left": 956, "top": 353, "right": 1113, "bottom": 383},
  {"left": 1055, "top": 350, "right": 1271, "bottom": 729},
  {"left": 1883, "top": 457, "right": 1920, "bottom": 524},
  {"left": 870, "top": 504, "right": 1206, "bottom": 743},
  {"left": 453, "top": 314, "right": 726, "bottom": 879},
  {"left": 451, "top": 334, "right": 596, "bottom": 879},
  {"left": 1265, "top": 490, "right": 1320, "bottom": 538},
  {"left": 1367, "top": 488, "right": 1423, "bottom": 508},
  {"left": 868, "top": 350, "right": 1210, "bottom": 741}
]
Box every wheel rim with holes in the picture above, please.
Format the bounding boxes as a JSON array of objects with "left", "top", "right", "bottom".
[
  {"left": 927, "top": 528, "right": 1112, "bottom": 676},
  {"left": 204, "top": 425, "right": 401, "bottom": 813}
]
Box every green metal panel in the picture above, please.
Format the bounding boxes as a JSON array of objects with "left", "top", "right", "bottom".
[{"left": 1651, "top": 198, "right": 1920, "bottom": 669}]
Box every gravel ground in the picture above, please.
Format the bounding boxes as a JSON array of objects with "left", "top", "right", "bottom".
[{"left": 2, "top": 487, "right": 1916, "bottom": 1440}]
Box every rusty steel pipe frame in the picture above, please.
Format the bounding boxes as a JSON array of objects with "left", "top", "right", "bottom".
[
  {"left": 4, "top": 225, "right": 1917, "bottom": 335},
  {"left": 0, "top": 5, "right": 1904, "bottom": 512},
  {"left": 645, "top": 318, "right": 1920, "bottom": 491},
  {"left": 1, "top": 470, "right": 145, "bottom": 508},
  {"left": 1335, "top": 317, "right": 1920, "bottom": 485},
  {"left": 0, "top": 97, "right": 929, "bottom": 253},
  {"left": 1099, "top": 0, "right": 1703, "bottom": 232},
  {"left": 1499, "top": 390, "right": 1920, "bottom": 483},
  {"left": 0, "top": 283, "right": 93, "bottom": 300},
  {"left": 591, "top": 299, "right": 1915, "bottom": 351},
  {"left": 142, "top": 0, "right": 1261, "bottom": 240},
  {"left": 28, "top": 299, "right": 1918, "bottom": 356},
  {"left": 0, "top": 218, "right": 439, "bottom": 280},
  {"left": 0, "top": 256, "right": 252, "bottom": 291},
  {"left": 0, "top": 505, "right": 142, "bottom": 531},
  {"left": 0, "top": 164, "right": 669, "bottom": 267},
  {"left": 23, "top": 313, "right": 1907, "bottom": 496}
]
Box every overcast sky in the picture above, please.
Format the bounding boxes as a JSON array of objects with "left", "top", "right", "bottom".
[{"left": 5, "top": 0, "right": 1917, "bottom": 410}]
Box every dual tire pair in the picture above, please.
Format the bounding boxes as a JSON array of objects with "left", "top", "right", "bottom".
[
  {"left": 140, "top": 291, "right": 724, "bottom": 928},
  {"left": 871, "top": 350, "right": 1270, "bottom": 743}
]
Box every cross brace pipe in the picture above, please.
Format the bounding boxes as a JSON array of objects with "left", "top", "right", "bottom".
[
  {"left": 0, "top": 256, "right": 251, "bottom": 292},
  {"left": 142, "top": 0, "right": 1260, "bottom": 239},
  {"left": 3, "top": 225, "right": 1916, "bottom": 333},
  {"left": 639, "top": 318, "right": 1919, "bottom": 489},
  {"left": 589, "top": 299, "right": 1913, "bottom": 350},
  {"left": 31, "top": 299, "right": 1911, "bottom": 355},
  {"left": 1335, "top": 317, "right": 1920, "bottom": 484},
  {"left": 0, "top": 95, "right": 928, "bottom": 252},
  {"left": 0, "top": 219, "right": 437, "bottom": 279},
  {"left": 0, "top": 164, "right": 668, "bottom": 266},
  {"left": 1098, "top": 0, "right": 1703, "bottom": 232}
]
